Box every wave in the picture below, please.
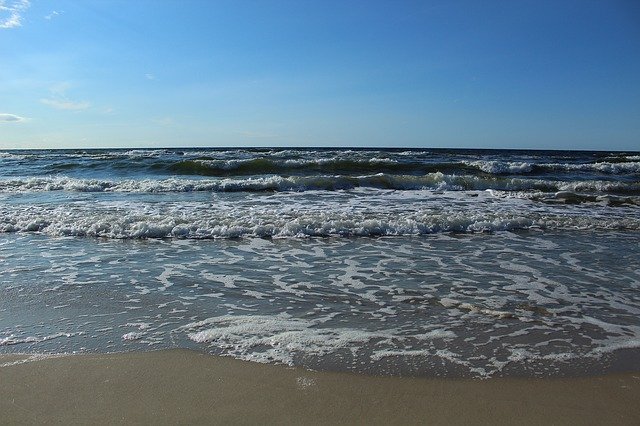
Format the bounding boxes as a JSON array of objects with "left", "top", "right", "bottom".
[
  {"left": 166, "top": 157, "right": 456, "bottom": 177},
  {"left": 465, "top": 160, "right": 640, "bottom": 175},
  {"left": 21, "top": 156, "right": 432, "bottom": 177},
  {"left": 487, "top": 190, "right": 639, "bottom": 206},
  {"left": 167, "top": 158, "right": 640, "bottom": 177},
  {"left": 542, "top": 161, "right": 640, "bottom": 174},
  {"left": 0, "top": 152, "right": 27, "bottom": 160},
  {"left": 1, "top": 174, "right": 638, "bottom": 195},
  {"left": 1, "top": 202, "right": 638, "bottom": 239},
  {"left": 464, "top": 160, "right": 535, "bottom": 174},
  {"left": 4, "top": 148, "right": 640, "bottom": 179},
  {"left": 34, "top": 157, "right": 640, "bottom": 178}
]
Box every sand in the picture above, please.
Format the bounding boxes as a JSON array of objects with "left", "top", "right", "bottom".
[{"left": 1, "top": 349, "right": 639, "bottom": 425}]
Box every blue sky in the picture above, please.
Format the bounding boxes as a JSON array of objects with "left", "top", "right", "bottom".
[{"left": 1, "top": 0, "right": 639, "bottom": 150}]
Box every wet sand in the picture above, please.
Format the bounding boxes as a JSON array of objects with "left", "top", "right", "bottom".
[{"left": 1, "top": 349, "right": 639, "bottom": 425}]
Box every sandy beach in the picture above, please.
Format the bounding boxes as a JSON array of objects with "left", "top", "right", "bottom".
[{"left": 1, "top": 349, "right": 639, "bottom": 425}]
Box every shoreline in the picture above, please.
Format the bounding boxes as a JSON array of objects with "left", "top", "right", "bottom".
[{"left": 1, "top": 349, "right": 639, "bottom": 425}]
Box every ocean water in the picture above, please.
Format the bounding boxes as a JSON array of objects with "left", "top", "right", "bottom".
[{"left": 1, "top": 148, "right": 639, "bottom": 377}]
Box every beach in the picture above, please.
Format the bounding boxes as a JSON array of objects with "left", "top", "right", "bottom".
[
  {"left": 2, "top": 349, "right": 640, "bottom": 425},
  {"left": 1, "top": 148, "right": 639, "bottom": 423}
]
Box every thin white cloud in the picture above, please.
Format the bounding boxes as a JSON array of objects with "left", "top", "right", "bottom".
[
  {"left": 41, "top": 82, "right": 91, "bottom": 111},
  {"left": 44, "top": 10, "right": 60, "bottom": 20},
  {"left": 0, "top": 0, "right": 30, "bottom": 29},
  {"left": 0, "top": 113, "right": 27, "bottom": 122},
  {"left": 41, "top": 98, "right": 90, "bottom": 111},
  {"left": 145, "top": 73, "right": 156, "bottom": 81}
]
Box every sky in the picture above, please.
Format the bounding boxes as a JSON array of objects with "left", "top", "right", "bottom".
[{"left": 1, "top": 0, "right": 639, "bottom": 150}]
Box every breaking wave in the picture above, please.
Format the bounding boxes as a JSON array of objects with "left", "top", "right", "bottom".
[
  {"left": 465, "top": 160, "right": 640, "bottom": 175},
  {"left": 1, "top": 174, "right": 639, "bottom": 195},
  {"left": 1, "top": 201, "right": 638, "bottom": 239}
]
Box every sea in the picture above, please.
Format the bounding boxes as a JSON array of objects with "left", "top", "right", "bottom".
[{"left": 1, "top": 147, "right": 639, "bottom": 378}]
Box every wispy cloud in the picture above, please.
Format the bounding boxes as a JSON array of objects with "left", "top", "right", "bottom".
[
  {"left": 44, "top": 10, "right": 60, "bottom": 20},
  {"left": 0, "top": 0, "right": 30, "bottom": 29},
  {"left": 41, "top": 98, "right": 90, "bottom": 111},
  {"left": 40, "top": 83, "right": 91, "bottom": 111},
  {"left": 0, "top": 113, "right": 27, "bottom": 122},
  {"left": 145, "top": 73, "right": 156, "bottom": 81}
]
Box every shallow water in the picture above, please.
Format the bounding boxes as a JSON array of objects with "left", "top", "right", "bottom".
[{"left": 1, "top": 231, "right": 639, "bottom": 377}]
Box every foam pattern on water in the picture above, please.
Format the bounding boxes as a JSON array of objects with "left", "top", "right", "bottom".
[{"left": 1, "top": 232, "right": 639, "bottom": 377}]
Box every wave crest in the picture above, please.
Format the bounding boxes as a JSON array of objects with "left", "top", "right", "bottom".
[
  {"left": 1, "top": 174, "right": 638, "bottom": 194},
  {"left": 1, "top": 202, "right": 638, "bottom": 239}
]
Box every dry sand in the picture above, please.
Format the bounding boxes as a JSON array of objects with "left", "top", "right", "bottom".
[{"left": 1, "top": 349, "right": 639, "bottom": 425}]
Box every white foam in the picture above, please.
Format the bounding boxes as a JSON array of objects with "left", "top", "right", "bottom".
[
  {"left": 121, "top": 332, "right": 145, "bottom": 340},
  {"left": 543, "top": 161, "right": 640, "bottom": 174},
  {"left": 185, "top": 315, "right": 382, "bottom": 364},
  {"left": 2, "top": 174, "right": 638, "bottom": 194},
  {"left": 180, "top": 313, "right": 472, "bottom": 368},
  {"left": 370, "top": 349, "right": 433, "bottom": 361},
  {"left": 415, "top": 329, "right": 457, "bottom": 340},
  {"left": 465, "top": 160, "right": 533, "bottom": 174},
  {"left": 124, "top": 322, "right": 152, "bottom": 330},
  {"left": 0, "top": 332, "right": 75, "bottom": 346},
  {"left": 439, "top": 299, "right": 515, "bottom": 319},
  {"left": 0, "top": 353, "right": 67, "bottom": 368},
  {"left": 2, "top": 195, "right": 638, "bottom": 239}
]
